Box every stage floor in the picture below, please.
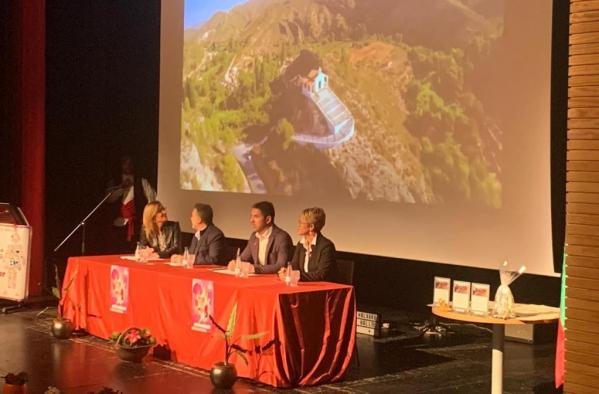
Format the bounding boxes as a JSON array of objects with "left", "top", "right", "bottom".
[{"left": 0, "top": 308, "right": 560, "bottom": 393}]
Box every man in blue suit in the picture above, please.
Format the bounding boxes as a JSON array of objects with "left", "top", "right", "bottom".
[{"left": 229, "top": 201, "right": 292, "bottom": 274}]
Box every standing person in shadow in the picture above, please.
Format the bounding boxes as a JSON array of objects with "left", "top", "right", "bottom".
[
  {"left": 138, "top": 201, "right": 181, "bottom": 258},
  {"left": 106, "top": 155, "right": 156, "bottom": 252},
  {"left": 284, "top": 207, "right": 336, "bottom": 282}
]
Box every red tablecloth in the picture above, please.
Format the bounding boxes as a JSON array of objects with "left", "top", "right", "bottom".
[{"left": 60, "top": 255, "right": 356, "bottom": 387}]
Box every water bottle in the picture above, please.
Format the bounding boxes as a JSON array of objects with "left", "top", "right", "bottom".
[
  {"left": 234, "top": 248, "right": 241, "bottom": 277},
  {"left": 183, "top": 247, "right": 190, "bottom": 268},
  {"left": 134, "top": 242, "right": 141, "bottom": 261}
]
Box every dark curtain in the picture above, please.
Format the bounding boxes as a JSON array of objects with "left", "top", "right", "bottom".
[{"left": 0, "top": 1, "right": 46, "bottom": 296}]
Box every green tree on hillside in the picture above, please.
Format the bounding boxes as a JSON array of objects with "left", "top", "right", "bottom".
[{"left": 276, "top": 118, "right": 295, "bottom": 150}]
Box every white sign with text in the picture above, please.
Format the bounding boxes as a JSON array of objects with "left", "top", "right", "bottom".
[
  {"left": 470, "top": 283, "right": 490, "bottom": 315},
  {"left": 452, "top": 280, "right": 471, "bottom": 313},
  {"left": 433, "top": 277, "right": 451, "bottom": 306}
]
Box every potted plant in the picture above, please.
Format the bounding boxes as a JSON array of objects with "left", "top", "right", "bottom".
[
  {"left": 51, "top": 265, "right": 77, "bottom": 339},
  {"left": 2, "top": 372, "right": 28, "bottom": 394},
  {"left": 109, "top": 327, "right": 156, "bottom": 363},
  {"left": 208, "top": 303, "right": 267, "bottom": 389}
]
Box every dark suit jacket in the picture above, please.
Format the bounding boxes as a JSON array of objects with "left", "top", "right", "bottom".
[
  {"left": 290, "top": 233, "right": 336, "bottom": 282},
  {"left": 239, "top": 225, "right": 293, "bottom": 274},
  {"left": 139, "top": 221, "right": 181, "bottom": 258},
  {"left": 189, "top": 224, "right": 226, "bottom": 265}
]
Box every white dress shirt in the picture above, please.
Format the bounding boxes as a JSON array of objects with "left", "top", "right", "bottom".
[
  {"left": 255, "top": 226, "right": 273, "bottom": 265},
  {"left": 301, "top": 234, "right": 318, "bottom": 273}
]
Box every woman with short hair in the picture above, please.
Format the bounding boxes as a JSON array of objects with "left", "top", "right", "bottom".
[{"left": 288, "top": 207, "right": 336, "bottom": 282}]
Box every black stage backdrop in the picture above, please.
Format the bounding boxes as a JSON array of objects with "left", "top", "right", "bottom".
[{"left": 45, "top": 1, "right": 160, "bottom": 282}]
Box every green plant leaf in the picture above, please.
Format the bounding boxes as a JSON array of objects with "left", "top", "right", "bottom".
[
  {"left": 234, "top": 349, "right": 249, "bottom": 365},
  {"left": 35, "top": 307, "right": 52, "bottom": 320},
  {"left": 63, "top": 270, "right": 78, "bottom": 293},
  {"left": 241, "top": 331, "right": 267, "bottom": 340},
  {"left": 260, "top": 339, "right": 279, "bottom": 353},
  {"left": 225, "top": 303, "right": 237, "bottom": 338},
  {"left": 230, "top": 343, "right": 247, "bottom": 353},
  {"left": 53, "top": 265, "right": 61, "bottom": 296}
]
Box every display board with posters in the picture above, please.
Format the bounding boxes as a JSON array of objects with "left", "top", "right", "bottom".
[{"left": 0, "top": 222, "right": 32, "bottom": 301}]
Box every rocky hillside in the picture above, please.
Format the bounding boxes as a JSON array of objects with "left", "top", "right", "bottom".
[{"left": 181, "top": 0, "right": 504, "bottom": 206}]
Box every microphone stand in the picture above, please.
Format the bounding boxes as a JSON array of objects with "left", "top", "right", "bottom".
[{"left": 54, "top": 190, "right": 116, "bottom": 255}]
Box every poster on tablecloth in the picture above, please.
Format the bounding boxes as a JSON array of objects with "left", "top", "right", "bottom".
[
  {"left": 110, "top": 265, "right": 129, "bottom": 313},
  {"left": 191, "top": 279, "right": 213, "bottom": 332},
  {"left": 0, "top": 224, "right": 31, "bottom": 301}
]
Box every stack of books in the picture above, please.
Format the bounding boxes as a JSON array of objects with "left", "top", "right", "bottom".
[{"left": 356, "top": 310, "right": 381, "bottom": 336}]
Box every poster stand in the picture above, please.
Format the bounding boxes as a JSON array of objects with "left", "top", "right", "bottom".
[{"left": 0, "top": 203, "right": 32, "bottom": 314}]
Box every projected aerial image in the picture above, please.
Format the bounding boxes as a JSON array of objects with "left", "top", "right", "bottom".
[{"left": 181, "top": 0, "right": 504, "bottom": 207}]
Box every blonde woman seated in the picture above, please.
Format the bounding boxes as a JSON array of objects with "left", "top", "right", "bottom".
[
  {"left": 281, "top": 207, "right": 336, "bottom": 282},
  {"left": 139, "top": 201, "right": 181, "bottom": 258}
]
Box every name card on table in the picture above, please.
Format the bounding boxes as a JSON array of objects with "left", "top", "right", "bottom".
[
  {"left": 470, "top": 283, "right": 490, "bottom": 316},
  {"left": 452, "top": 281, "right": 471, "bottom": 313},
  {"left": 433, "top": 277, "right": 451, "bottom": 306}
]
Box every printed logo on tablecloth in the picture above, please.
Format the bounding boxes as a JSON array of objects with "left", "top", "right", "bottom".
[
  {"left": 110, "top": 265, "right": 129, "bottom": 313},
  {"left": 191, "top": 279, "right": 213, "bottom": 332}
]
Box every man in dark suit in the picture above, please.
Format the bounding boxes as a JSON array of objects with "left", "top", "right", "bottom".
[
  {"left": 287, "top": 207, "right": 336, "bottom": 282},
  {"left": 228, "top": 201, "right": 292, "bottom": 274},
  {"left": 188, "top": 203, "right": 226, "bottom": 265}
]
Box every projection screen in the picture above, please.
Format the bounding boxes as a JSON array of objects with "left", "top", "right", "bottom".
[{"left": 159, "top": 0, "right": 555, "bottom": 276}]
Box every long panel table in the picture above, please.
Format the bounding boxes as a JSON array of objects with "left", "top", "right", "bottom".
[{"left": 60, "top": 255, "right": 356, "bottom": 388}]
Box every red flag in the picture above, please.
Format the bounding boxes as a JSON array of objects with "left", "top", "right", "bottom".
[{"left": 120, "top": 200, "right": 136, "bottom": 242}]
